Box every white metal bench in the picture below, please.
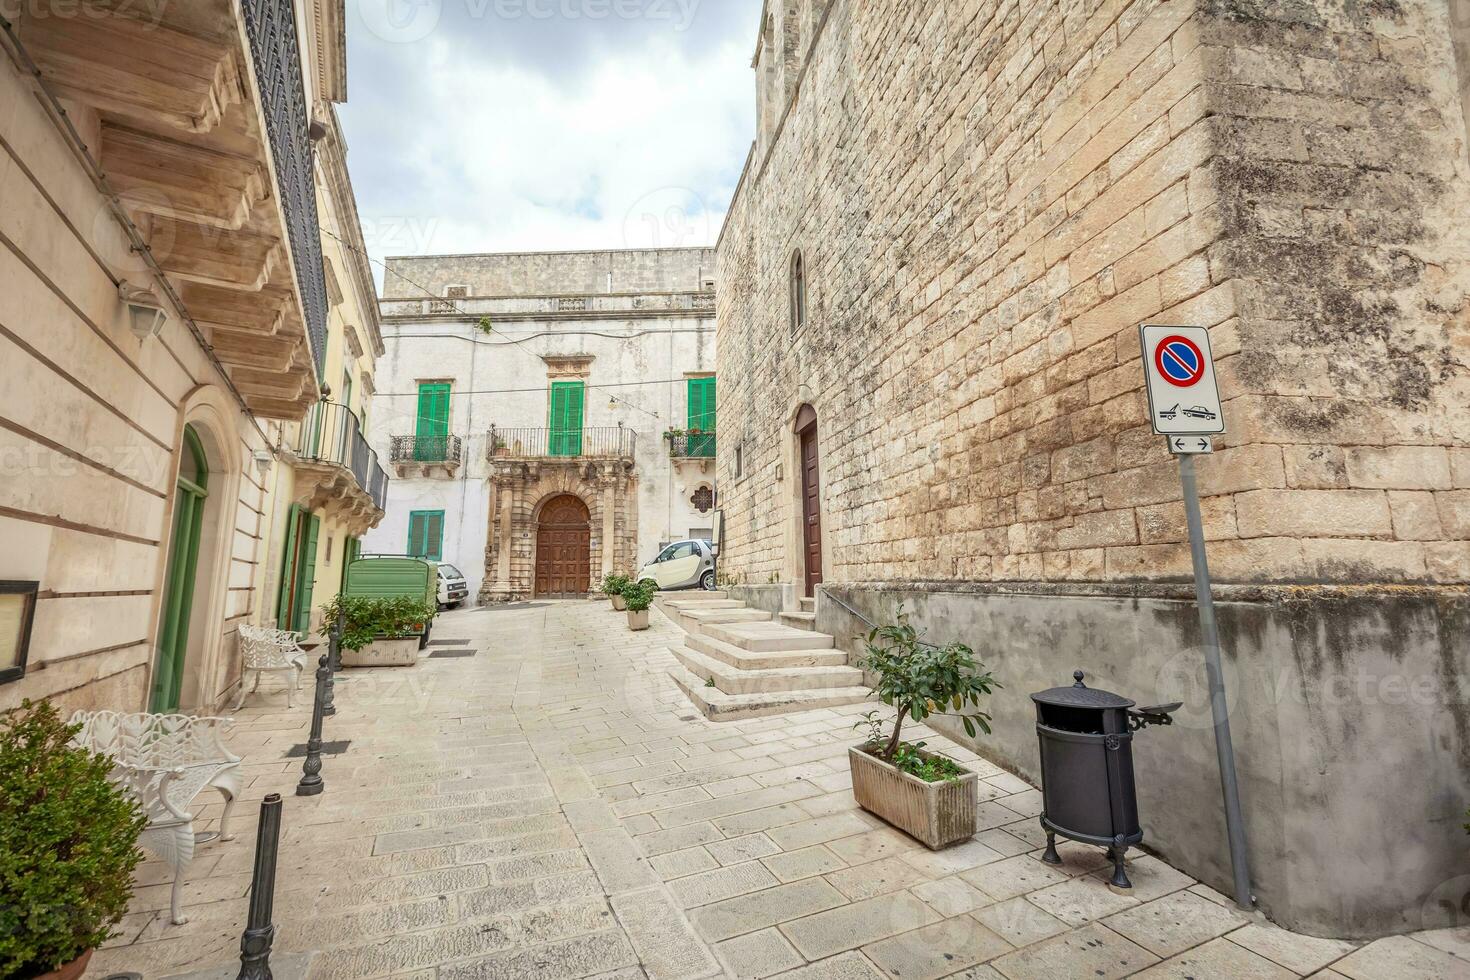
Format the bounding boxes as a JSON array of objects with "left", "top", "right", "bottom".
[
  {"left": 237, "top": 623, "right": 307, "bottom": 709},
  {"left": 70, "top": 711, "right": 242, "bottom": 925}
]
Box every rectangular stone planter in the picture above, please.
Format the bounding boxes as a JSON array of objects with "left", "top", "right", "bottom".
[
  {"left": 849, "top": 745, "right": 978, "bottom": 849},
  {"left": 341, "top": 637, "right": 419, "bottom": 667},
  {"left": 627, "top": 609, "right": 650, "bottom": 630},
  {"left": 612, "top": 594, "right": 627, "bottom": 611}
]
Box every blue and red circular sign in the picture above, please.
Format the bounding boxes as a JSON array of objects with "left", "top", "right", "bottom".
[{"left": 1154, "top": 335, "right": 1206, "bottom": 387}]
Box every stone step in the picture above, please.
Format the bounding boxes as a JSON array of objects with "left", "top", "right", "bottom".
[
  {"left": 686, "top": 632, "right": 848, "bottom": 670},
  {"left": 678, "top": 607, "right": 774, "bottom": 630},
  {"left": 779, "top": 611, "right": 818, "bottom": 631},
  {"left": 799, "top": 597, "right": 815, "bottom": 612},
  {"left": 664, "top": 598, "right": 745, "bottom": 611},
  {"left": 704, "top": 621, "right": 835, "bottom": 652},
  {"left": 670, "top": 646, "right": 865, "bottom": 695},
  {"left": 668, "top": 665, "right": 872, "bottom": 722}
]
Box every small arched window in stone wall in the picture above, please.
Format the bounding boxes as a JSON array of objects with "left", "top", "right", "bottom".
[
  {"left": 691, "top": 485, "right": 714, "bottom": 514},
  {"left": 790, "top": 249, "right": 807, "bottom": 335}
]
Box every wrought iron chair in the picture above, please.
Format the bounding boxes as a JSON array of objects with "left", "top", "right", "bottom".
[
  {"left": 69, "top": 711, "right": 242, "bottom": 925},
  {"left": 236, "top": 624, "right": 308, "bottom": 708}
]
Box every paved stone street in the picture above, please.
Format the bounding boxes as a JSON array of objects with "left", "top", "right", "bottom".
[{"left": 90, "top": 602, "right": 1470, "bottom": 980}]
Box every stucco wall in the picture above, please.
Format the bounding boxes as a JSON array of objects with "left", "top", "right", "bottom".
[
  {"left": 716, "top": 0, "right": 1470, "bottom": 590},
  {"left": 817, "top": 582, "right": 1470, "bottom": 938}
]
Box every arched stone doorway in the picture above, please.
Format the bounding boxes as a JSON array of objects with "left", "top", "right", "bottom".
[
  {"left": 794, "top": 404, "right": 823, "bottom": 598},
  {"left": 535, "top": 494, "right": 591, "bottom": 597}
]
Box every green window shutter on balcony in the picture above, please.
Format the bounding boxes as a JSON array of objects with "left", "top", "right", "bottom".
[
  {"left": 416, "top": 383, "right": 450, "bottom": 461},
  {"left": 294, "top": 514, "right": 320, "bottom": 636},
  {"left": 408, "top": 510, "right": 445, "bottom": 562},
  {"left": 687, "top": 377, "right": 716, "bottom": 457},
  {"left": 549, "top": 381, "right": 584, "bottom": 457}
]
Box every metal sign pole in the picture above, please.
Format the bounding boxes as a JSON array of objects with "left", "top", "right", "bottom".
[{"left": 1177, "top": 452, "right": 1253, "bottom": 910}]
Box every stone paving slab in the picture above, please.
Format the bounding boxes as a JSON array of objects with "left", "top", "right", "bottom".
[{"left": 89, "top": 602, "right": 1470, "bottom": 980}]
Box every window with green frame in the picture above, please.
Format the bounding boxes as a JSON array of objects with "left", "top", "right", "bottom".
[
  {"left": 687, "top": 376, "right": 716, "bottom": 457},
  {"left": 407, "top": 511, "right": 445, "bottom": 561},
  {"left": 415, "top": 382, "right": 451, "bottom": 461},
  {"left": 548, "top": 381, "right": 585, "bottom": 457}
]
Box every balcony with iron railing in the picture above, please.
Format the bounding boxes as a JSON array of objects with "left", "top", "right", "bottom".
[
  {"left": 390, "top": 434, "right": 465, "bottom": 477},
  {"left": 291, "top": 402, "right": 390, "bottom": 526},
  {"left": 667, "top": 431, "right": 717, "bottom": 460},
  {"left": 488, "top": 425, "right": 637, "bottom": 462}
]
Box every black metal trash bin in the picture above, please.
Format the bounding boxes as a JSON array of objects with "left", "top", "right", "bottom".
[{"left": 1031, "top": 670, "right": 1178, "bottom": 892}]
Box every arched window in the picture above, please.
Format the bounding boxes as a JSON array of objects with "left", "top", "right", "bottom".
[{"left": 790, "top": 249, "right": 807, "bottom": 334}]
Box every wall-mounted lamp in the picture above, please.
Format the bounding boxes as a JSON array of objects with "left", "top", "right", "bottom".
[
  {"left": 118, "top": 281, "right": 169, "bottom": 340},
  {"left": 252, "top": 450, "right": 274, "bottom": 480}
]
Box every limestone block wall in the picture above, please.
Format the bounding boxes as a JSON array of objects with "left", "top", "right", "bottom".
[
  {"left": 384, "top": 248, "right": 717, "bottom": 299},
  {"left": 716, "top": 0, "right": 1470, "bottom": 590}
]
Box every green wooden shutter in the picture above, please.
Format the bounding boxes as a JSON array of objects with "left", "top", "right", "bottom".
[
  {"left": 687, "top": 377, "right": 716, "bottom": 457},
  {"left": 407, "top": 512, "right": 426, "bottom": 557},
  {"left": 294, "top": 514, "right": 321, "bottom": 635},
  {"left": 416, "top": 383, "right": 451, "bottom": 460},
  {"left": 549, "top": 382, "right": 584, "bottom": 457},
  {"left": 407, "top": 511, "right": 444, "bottom": 560},
  {"left": 275, "top": 504, "right": 302, "bottom": 629}
]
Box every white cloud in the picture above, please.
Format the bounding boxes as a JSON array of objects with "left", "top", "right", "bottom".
[{"left": 338, "top": 3, "right": 757, "bottom": 283}]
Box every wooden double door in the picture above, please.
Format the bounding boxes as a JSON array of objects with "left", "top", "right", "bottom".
[
  {"left": 796, "top": 406, "right": 823, "bottom": 598},
  {"left": 535, "top": 494, "right": 591, "bottom": 597}
]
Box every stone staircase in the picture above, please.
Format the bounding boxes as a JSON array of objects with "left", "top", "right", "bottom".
[{"left": 658, "top": 592, "right": 871, "bottom": 721}]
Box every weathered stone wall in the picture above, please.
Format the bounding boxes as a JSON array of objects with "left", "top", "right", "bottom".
[
  {"left": 717, "top": 0, "right": 1470, "bottom": 590},
  {"left": 385, "top": 248, "right": 716, "bottom": 298}
]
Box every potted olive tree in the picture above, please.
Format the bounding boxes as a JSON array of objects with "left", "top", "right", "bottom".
[
  {"left": 603, "top": 572, "right": 631, "bottom": 611},
  {"left": 324, "top": 594, "right": 438, "bottom": 667},
  {"left": 622, "top": 580, "right": 656, "bottom": 631},
  {"left": 850, "top": 608, "right": 999, "bottom": 849},
  {"left": 0, "top": 700, "right": 146, "bottom": 980}
]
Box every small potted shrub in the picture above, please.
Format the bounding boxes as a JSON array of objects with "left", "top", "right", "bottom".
[
  {"left": 324, "top": 594, "right": 438, "bottom": 667},
  {"left": 622, "top": 581, "right": 656, "bottom": 631},
  {"left": 850, "top": 608, "right": 999, "bottom": 849},
  {"left": 0, "top": 700, "right": 146, "bottom": 979},
  {"left": 603, "top": 572, "right": 631, "bottom": 611}
]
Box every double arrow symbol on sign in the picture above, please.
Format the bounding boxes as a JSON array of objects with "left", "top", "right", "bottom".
[{"left": 1173, "top": 437, "right": 1212, "bottom": 453}]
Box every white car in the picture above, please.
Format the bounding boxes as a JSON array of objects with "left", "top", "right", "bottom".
[
  {"left": 637, "top": 539, "right": 717, "bottom": 592},
  {"left": 437, "top": 563, "right": 469, "bottom": 609}
]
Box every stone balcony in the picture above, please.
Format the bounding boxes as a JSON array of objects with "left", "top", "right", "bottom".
[
  {"left": 285, "top": 402, "right": 388, "bottom": 537},
  {"left": 390, "top": 434, "right": 465, "bottom": 479},
  {"left": 9, "top": 0, "right": 333, "bottom": 419}
]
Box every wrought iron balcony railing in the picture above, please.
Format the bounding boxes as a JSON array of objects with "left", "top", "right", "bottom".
[
  {"left": 668, "top": 432, "right": 716, "bottom": 459},
  {"left": 390, "top": 435, "right": 464, "bottom": 466},
  {"left": 294, "top": 402, "right": 390, "bottom": 511},
  {"left": 241, "top": 0, "right": 329, "bottom": 377},
  {"left": 488, "top": 425, "right": 637, "bottom": 461}
]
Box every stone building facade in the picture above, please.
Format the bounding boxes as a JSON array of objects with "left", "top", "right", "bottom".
[
  {"left": 362, "top": 249, "right": 717, "bottom": 603},
  {"left": 717, "top": 0, "right": 1470, "bottom": 937},
  {"left": 0, "top": 1, "right": 384, "bottom": 715}
]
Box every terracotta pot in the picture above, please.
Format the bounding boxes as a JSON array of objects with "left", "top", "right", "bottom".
[
  {"left": 611, "top": 594, "right": 627, "bottom": 611},
  {"left": 627, "top": 608, "right": 650, "bottom": 631},
  {"left": 849, "top": 745, "right": 977, "bottom": 849},
  {"left": 31, "top": 949, "right": 93, "bottom": 980}
]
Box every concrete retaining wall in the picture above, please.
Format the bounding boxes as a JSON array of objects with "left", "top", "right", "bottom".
[{"left": 818, "top": 582, "right": 1470, "bottom": 939}]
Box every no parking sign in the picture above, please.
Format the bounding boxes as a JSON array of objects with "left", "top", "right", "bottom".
[{"left": 1139, "top": 324, "right": 1225, "bottom": 441}]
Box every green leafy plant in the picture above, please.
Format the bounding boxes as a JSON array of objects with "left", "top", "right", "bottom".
[
  {"left": 477, "top": 316, "right": 494, "bottom": 335},
  {"left": 322, "top": 594, "right": 438, "bottom": 652},
  {"left": 602, "top": 572, "right": 631, "bottom": 596},
  {"left": 620, "top": 580, "right": 657, "bottom": 612},
  {"left": 0, "top": 700, "right": 146, "bottom": 977},
  {"left": 857, "top": 606, "right": 999, "bottom": 761},
  {"left": 704, "top": 676, "right": 717, "bottom": 688}
]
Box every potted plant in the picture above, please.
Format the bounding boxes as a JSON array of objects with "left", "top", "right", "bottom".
[
  {"left": 603, "top": 572, "right": 631, "bottom": 610},
  {"left": 324, "top": 594, "right": 438, "bottom": 667},
  {"left": 622, "top": 580, "right": 656, "bottom": 631},
  {"left": 491, "top": 437, "right": 509, "bottom": 458},
  {"left": 0, "top": 700, "right": 146, "bottom": 980},
  {"left": 849, "top": 608, "right": 999, "bottom": 849}
]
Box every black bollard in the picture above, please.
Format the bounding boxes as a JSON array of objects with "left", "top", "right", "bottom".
[
  {"left": 237, "top": 794, "right": 282, "bottom": 980},
  {"left": 296, "top": 655, "right": 329, "bottom": 797},
  {"left": 323, "top": 610, "right": 341, "bottom": 717}
]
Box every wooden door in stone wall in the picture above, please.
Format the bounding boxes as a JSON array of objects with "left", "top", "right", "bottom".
[
  {"left": 535, "top": 494, "right": 591, "bottom": 597},
  {"left": 797, "top": 407, "right": 823, "bottom": 598}
]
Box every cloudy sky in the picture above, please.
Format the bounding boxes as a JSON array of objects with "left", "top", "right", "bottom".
[{"left": 338, "top": 0, "right": 761, "bottom": 283}]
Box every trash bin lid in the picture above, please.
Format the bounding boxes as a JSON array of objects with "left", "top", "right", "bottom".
[{"left": 1031, "top": 670, "right": 1135, "bottom": 710}]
